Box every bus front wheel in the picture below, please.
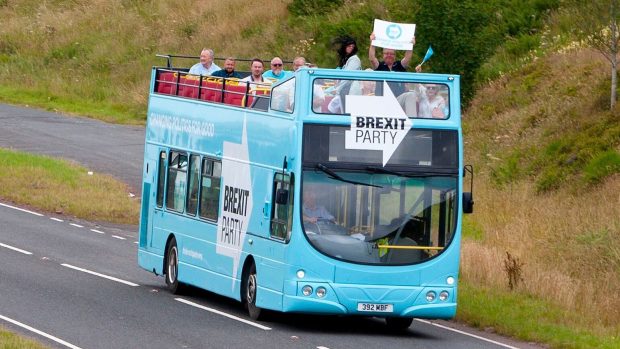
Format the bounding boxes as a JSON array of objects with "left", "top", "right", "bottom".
[
  {"left": 244, "top": 263, "right": 262, "bottom": 320},
  {"left": 385, "top": 317, "right": 413, "bottom": 331},
  {"left": 165, "top": 237, "right": 183, "bottom": 294}
]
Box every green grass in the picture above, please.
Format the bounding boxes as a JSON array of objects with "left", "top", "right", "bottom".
[
  {"left": 0, "top": 85, "right": 143, "bottom": 125},
  {"left": 0, "top": 148, "right": 140, "bottom": 225},
  {"left": 0, "top": 327, "right": 49, "bottom": 349},
  {"left": 457, "top": 281, "right": 620, "bottom": 349}
]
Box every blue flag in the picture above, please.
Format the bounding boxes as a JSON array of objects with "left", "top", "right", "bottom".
[{"left": 421, "top": 46, "right": 434, "bottom": 64}]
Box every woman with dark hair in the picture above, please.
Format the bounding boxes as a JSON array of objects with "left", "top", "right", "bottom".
[{"left": 335, "top": 36, "right": 361, "bottom": 70}]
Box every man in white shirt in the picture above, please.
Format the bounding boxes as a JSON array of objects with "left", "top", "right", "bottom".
[
  {"left": 241, "top": 58, "right": 269, "bottom": 86},
  {"left": 188, "top": 48, "right": 221, "bottom": 76}
]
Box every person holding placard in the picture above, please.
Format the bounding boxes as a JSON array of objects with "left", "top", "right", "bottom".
[{"left": 369, "top": 32, "right": 420, "bottom": 73}]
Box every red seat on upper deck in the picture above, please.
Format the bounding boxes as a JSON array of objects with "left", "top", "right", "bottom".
[
  {"left": 156, "top": 71, "right": 178, "bottom": 95},
  {"left": 201, "top": 78, "right": 223, "bottom": 102},
  {"left": 224, "top": 82, "right": 248, "bottom": 107},
  {"left": 178, "top": 75, "right": 200, "bottom": 99}
]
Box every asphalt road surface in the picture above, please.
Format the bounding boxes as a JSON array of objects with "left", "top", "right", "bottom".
[{"left": 0, "top": 104, "right": 543, "bottom": 349}]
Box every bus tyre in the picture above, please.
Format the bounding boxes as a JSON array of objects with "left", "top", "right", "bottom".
[
  {"left": 165, "top": 237, "right": 183, "bottom": 294},
  {"left": 385, "top": 317, "right": 413, "bottom": 331},
  {"left": 244, "top": 264, "right": 262, "bottom": 320}
]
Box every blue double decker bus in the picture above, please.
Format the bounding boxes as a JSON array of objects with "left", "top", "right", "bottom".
[{"left": 138, "top": 58, "right": 473, "bottom": 329}]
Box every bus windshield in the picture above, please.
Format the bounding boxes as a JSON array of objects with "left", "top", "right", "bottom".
[
  {"left": 302, "top": 171, "right": 457, "bottom": 265},
  {"left": 302, "top": 125, "right": 459, "bottom": 265}
]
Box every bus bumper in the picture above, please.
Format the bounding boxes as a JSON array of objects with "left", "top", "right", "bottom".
[{"left": 282, "top": 281, "right": 457, "bottom": 319}]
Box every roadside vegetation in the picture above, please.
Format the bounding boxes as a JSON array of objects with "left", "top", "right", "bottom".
[
  {"left": 1, "top": 1, "right": 619, "bottom": 348},
  {"left": 0, "top": 148, "right": 139, "bottom": 225},
  {"left": 0, "top": 327, "right": 49, "bottom": 349}
]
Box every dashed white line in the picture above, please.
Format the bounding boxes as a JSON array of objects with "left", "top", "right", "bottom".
[
  {"left": 317, "top": 346, "right": 331, "bottom": 349},
  {"left": 414, "top": 319, "right": 520, "bottom": 349},
  {"left": 0, "top": 314, "right": 83, "bottom": 349},
  {"left": 0, "top": 242, "right": 33, "bottom": 255},
  {"left": 69, "top": 223, "right": 84, "bottom": 228},
  {"left": 0, "top": 202, "right": 43, "bottom": 216},
  {"left": 61, "top": 264, "right": 139, "bottom": 287},
  {"left": 112, "top": 235, "right": 126, "bottom": 240},
  {"left": 50, "top": 217, "right": 64, "bottom": 222},
  {"left": 90, "top": 229, "right": 105, "bottom": 235},
  {"left": 175, "top": 298, "right": 272, "bottom": 331}
]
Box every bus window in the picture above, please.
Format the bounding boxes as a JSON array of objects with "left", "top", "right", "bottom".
[
  {"left": 312, "top": 78, "right": 449, "bottom": 119},
  {"left": 270, "top": 78, "right": 295, "bottom": 113},
  {"left": 199, "top": 158, "right": 222, "bottom": 221},
  {"left": 166, "top": 151, "right": 188, "bottom": 212},
  {"left": 186, "top": 154, "right": 201, "bottom": 216},
  {"left": 156, "top": 151, "right": 166, "bottom": 208},
  {"left": 270, "top": 173, "right": 294, "bottom": 241}
]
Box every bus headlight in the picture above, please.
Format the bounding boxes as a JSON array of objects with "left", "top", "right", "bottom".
[
  {"left": 426, "top": 291, "right": 436, "bottom": 302},
  {"left": 439, "top": 291, "right": 449, "bottom": 302},
  {"left": 446, "top": 276, "right": 455, "bottom": 285},
  {"left": 302, "top": 285, "right": 313, "bottom": 296},
  {"left": 316, "top": 287, "right": 327, "bottom": 298},
  {"left": 296, "top": 270, "right": 305, "bottom": 279}
]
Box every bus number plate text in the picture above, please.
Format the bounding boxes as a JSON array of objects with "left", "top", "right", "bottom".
[{"left": 357, "top": 303, "right": 393, "bottom": 313}]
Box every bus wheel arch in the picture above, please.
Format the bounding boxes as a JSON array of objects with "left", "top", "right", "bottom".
[
  {"left": 164, "top": 234, "right": 183, "bottom": 294},
  {"left": 241, "top": 256, "right": 263, "bottom": 320}
]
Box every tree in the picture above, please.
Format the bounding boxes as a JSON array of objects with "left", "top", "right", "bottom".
[{"left": 571, "top": 0, "right": 620, "bottom": 109}]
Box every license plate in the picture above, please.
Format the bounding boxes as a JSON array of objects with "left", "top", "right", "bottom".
[{"left": 357, "top": 303, "right": 393, "bottom": 313}]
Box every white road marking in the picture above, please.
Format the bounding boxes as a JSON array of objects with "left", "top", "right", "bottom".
[
  {"left": 175, "top": 298, "right": 272, "bottom": 331},
  {"left": 0, "top": 202, "right": 43, "bottom": 216},
  {"left": 61, "top": 264, "right": 139, "bottom": 287},
  {"left": 50, "top": 217, "right": 64, "bottom": 222},
  {"left": 0, "top": 242, "right": 33, "bottom": 255},
  {"left": 69, "top": 223, "right": 83, "bottom": 228},
  {"left": 0, "top": 314, "right": 83, "bottom": 349},
  {"left": 90, "top": 229, "right": 105, "bottom": 234},
  {"left": 317, "top": 346, "right": 331, "bottom": 349},
  {"left": 414, "top": 319, "right": 521, "bottom": 349},
  {"left": 112, "top": 235, "right": 126, "bottom": 240}
]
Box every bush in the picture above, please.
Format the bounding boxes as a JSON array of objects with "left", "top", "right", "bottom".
[{"left": 583, "top": 150, "right": 620, "bottom": 184}]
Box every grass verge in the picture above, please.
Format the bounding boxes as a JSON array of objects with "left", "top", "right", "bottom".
[
  {"left": 0, "top": 148, "right": 139, "bottom": 225},
  {"left": 0, "top": 85, "right": 144, "bottom": 125},
  {"left": 0, "top": 327, "right": 49, "bottom": 349},
  {"left": 457, "top": 281, "right": 620, "bottom": 349}
]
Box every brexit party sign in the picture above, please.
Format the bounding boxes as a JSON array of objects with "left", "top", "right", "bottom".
[
  {"left": 372, "top": 19, "right": 416, "bottom": 51},
  {"left": 345, "top": 82, "right": 412, "bottom": 166},
  {"left": 217, "top": 118, "right": 253, "bottom": 289}
]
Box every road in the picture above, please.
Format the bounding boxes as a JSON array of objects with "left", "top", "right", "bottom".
[
  {"left": 0, "top": 104, "right": 144, "bottom": 194},
  {"left": 0, "top": 104, "right": 540, "bottom": 348}
]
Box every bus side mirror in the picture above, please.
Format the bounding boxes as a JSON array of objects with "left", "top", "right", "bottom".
[
  {"left": 463, "top": 164, "right": 474, "bottom": 214},
  {"left": 463, "top": 192, "right": 474, "bottom": 214},
  {"left": 276, "top": 188, "right": 289, "bottom": 205}
]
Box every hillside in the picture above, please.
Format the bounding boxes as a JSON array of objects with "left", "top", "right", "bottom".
[
  {"left": 461, "top": 48, "right": 620, "bottom": 345},
  {"left": 1, "top": 0, "right": 619, "bottom": 347}
]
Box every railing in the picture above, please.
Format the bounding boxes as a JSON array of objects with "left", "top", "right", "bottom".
[{"left": 154, "top": 68, "right": 271, "bottom": 110}]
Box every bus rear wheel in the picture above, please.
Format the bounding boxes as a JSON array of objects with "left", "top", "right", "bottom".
[
  {"left": 165, "top": 237, "right": 183, "bottom": 294},
  {"left": 385, "top": 317, "right": 413, "bottom": 331},
  {"left": 244, "top": 263, "right": 262, "bottom": 320}
]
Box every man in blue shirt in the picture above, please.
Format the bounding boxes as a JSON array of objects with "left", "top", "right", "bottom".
[
  {"left": 189, "top": 48, "right": 221, "bottom": 76},
  {"left": 303, "top": 190, "right": 334, "bottom": 223},
  {"left": 211, "top": 57, "right": 242, "bottom": 79},
  {"left": 263, "top": 57, "right": 292, "bottom": 83}
]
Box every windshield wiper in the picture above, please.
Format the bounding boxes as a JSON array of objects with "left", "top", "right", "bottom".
[
  {"left": 366, "top": 166, "right": 408, "bottom": 177},
  {"left": 366, "top": 166, "right": 456, "bottom": 178},
  {"left": 316, "top": 163, "right": 381, "bottom": 188}
]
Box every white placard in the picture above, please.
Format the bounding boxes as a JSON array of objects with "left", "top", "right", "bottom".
[{"left": 372, "top": 19, "right": 416, "bottom": 50}]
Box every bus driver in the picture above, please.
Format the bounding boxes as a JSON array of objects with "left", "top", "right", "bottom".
[{"left": 302, "top": 190, "right": 334, "bottom": 224}]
